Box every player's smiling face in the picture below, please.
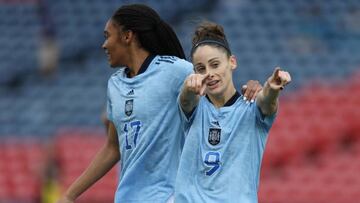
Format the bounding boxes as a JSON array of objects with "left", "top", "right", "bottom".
[
  {"left": 192, "top": 45, "right": 237, "bottom": 98},
  {"left": 102, "top": 19, "right": 129, "bottom": 68}
]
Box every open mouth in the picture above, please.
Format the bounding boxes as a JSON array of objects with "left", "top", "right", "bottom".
[
  {"left": 207, "top": 80, "right": 219, "bottom": 89},
  {"left": 104, "top": 50, "right": 110, "bottom": 57},
  {"left": 106, "top": 52, "right": 111, "bottom": 60}
]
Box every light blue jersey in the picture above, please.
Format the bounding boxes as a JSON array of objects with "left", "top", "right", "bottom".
[
  {"left": 107, "top": 55, "right": 193, "bottom": 203},
  {"left": 175, "top": 93, "right": 276, "bottom": 203}
]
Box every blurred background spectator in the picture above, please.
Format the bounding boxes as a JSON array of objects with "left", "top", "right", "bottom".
[
  {"left": 40, "top": 141, "right": 60, "bottom": 203},
  {"left": 37, "top": 0, "right": 58, "bottom": 77},
  {"left": 0, "top": 0, "right": 359, "bottom": 203}
]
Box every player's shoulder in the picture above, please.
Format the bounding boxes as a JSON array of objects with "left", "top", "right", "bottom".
[
  {"left": 110, "top": 69, "right": 123, "bottom": 78},
  {"left": 154, "top": 55, "right": 193, "bottom": 73},
  {"left": 107, "top": 69, "right": 124, "bottom": 85}
]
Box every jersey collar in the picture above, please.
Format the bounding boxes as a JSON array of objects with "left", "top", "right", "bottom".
[
  {"left": 125, "top": 54, "right": 156, "bottom": 78},
  {"left": 206, "top": 91, "right": 240, "bottom": 107}
]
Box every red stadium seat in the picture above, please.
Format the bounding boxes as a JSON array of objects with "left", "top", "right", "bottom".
[
  {"left": 0, "top": 138, "right": 45, "bottom": 202},
  {"left": 54, "top": 129, "right": 117, "bottom": 203}
]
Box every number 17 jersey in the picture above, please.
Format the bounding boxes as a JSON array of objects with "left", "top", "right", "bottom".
[{"left": 107, "top": 55, "right": 193, "bottom": 203}]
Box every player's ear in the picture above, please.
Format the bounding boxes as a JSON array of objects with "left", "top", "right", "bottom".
[
  {"left": 123, "top": 30, "right": 134, "bottom": 44},
  {"left": 229, "top": 55, "right": 237, "bottom": 71}
]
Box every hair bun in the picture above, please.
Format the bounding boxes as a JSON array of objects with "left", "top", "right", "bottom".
[{"left": 192, "top": 21, "right": 226, "bottom": 46}]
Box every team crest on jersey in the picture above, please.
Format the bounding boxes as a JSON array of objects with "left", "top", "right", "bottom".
[
  {"left": 125, "top": 99, "right": 133, "bottom": 116},
  {"left": 208, "top": 128, "right": 221, "bottom": 145}
]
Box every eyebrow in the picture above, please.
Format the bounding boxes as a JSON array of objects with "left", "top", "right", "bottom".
[
  {"left": 194, "top": 62, "right": 203, "bottom": 67},
  {"left": 208, "top": 57, "right": 220, "bottom": 63},
  {"left": 194, "top": 57, "right": 220, "bottom": 67}
]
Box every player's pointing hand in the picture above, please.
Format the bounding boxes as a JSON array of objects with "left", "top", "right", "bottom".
[
  {"left": 267, "top": 67, "right": 291, "bottom": 91},
  {"left": 184, "top": 73, "right": 210, "bottom": 96}
]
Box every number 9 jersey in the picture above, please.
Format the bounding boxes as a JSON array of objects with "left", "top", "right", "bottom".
[
  {"left": 175, "top": 94, "right": 276, "bottom": 203},
  {"left": 106, "top": 55, "right": 193, "bottom": 203}
]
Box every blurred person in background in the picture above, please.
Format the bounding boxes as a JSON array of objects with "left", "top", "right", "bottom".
[
  {"left": 37, "top": 0, "right": 59, "bottom": 77},
  {"left": 41, "top": 142, "right": 61, "bottom": 203},
  {"left": 58, "top": 4, "right": 261, "bottom": 203},
  {"left": 175, "top": 21, "right": 291, "bottom": 203}
]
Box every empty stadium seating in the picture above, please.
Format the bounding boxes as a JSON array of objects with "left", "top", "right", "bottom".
[
  {"left": 0, "top": 138, "right": 45, "bottom": 203},
  {"left": 54, "top": 128, "right": 117, "bottom": 203}
]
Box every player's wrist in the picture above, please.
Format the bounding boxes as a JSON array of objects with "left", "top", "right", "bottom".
[
  {"left": 63, "top": 191, "right": 77, "bottom": 201},
  {"left": 266, "top": 78, "right": 282, "bottom": 91},
  {"left": 263, "top": 80, "right": 281, "bottom": 99},
  {"left": 183, "top": 86, "right": 197, "bottom": 97}
]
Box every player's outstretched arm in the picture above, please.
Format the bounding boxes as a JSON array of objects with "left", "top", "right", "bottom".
[
  {"left": 256, "top": 67, "right": 291, "bottom": 116},
  {"left": 57, "top": 121, "right": 120, "bottom": 203},
  {"left": 180, "top": 73, "right": 209, "bottom": 114}
]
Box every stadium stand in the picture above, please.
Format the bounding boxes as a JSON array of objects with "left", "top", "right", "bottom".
[
  {"left": 0, "top": 138, "right": 45, "bottom": 203},
  {"left": 54, "top": 128, "right": 117, "bottom": 203}
]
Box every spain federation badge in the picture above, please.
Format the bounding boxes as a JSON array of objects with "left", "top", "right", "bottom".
[
  {"left": 125, "top": 99, "right": 133, "bottom": 116},
  {"left": 208, "top": 128, "right": 221, "bottom": 145}
]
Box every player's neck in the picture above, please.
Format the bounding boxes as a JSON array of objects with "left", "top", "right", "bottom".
[
  {"left": 127, "top": 48, "right": 150, "bottom": 78},
  {"left": 208, "top": 86, "right": 236, "bottom": 108}
]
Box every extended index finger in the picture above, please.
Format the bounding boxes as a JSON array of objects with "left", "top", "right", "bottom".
[{"left": 273, "top": 67, "right": 281, "bottom": 78}]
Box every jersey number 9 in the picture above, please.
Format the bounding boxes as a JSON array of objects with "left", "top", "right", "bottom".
[{"left": 204, "top": 151, "right": 221, "bottom": 176}]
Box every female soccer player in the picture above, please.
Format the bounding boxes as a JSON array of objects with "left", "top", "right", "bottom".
[
  {"left": 175, "top": 22, "right": 291, "bottom": 203},
  {"left": 58, "top": 4, "right": 261, "bottom": 203}
]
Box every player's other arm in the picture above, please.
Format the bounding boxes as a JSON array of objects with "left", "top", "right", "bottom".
[
  {"left": 58, "top": 121, "right": 120, "bottom": 203},
  {"left": 256, "top": 67, "right": 291, "bottom": 116},
  {"left": 241, "top": 80, "right": 262, "bottom": 102},
  {"left": 180, "top": 73, "right": 209, "bottom": 114}
]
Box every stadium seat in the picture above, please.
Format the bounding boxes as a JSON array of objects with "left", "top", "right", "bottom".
[{"left": 54, "top": 129, "right": 117, "bottom": 202}]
